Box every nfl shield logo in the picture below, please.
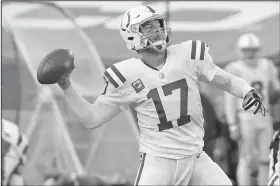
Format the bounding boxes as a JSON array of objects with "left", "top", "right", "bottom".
[{"left": 132, "top": 79, "right": 145, "bottom": 93}]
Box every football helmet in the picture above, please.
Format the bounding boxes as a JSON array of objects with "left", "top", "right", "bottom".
[
  {"left": 237, "top": 33, "right": 261, "bottom": 50},
  {"left": 237, "top": 33, "right": 261, "bottom": 60},
  {"left": 2, "top": 119, "right": 29, "bottom": 186},
  {"left": 120, "top": 5, "right": 171, "bottom": 51}
]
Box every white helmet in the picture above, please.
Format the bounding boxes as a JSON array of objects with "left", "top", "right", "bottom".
[
  {"left": 2, "top": 119, "right": 29, "bottom": 186},
  {"left": 120, "top": 5, "right": 171, "bottom": 51},
  {"left": 237, "top": 33, "right": 261, "bottom": 50}
]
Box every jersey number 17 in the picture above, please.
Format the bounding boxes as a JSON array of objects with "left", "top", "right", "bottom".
[{"left": 147, "top": 78, "right": 191, "bottom": 131}]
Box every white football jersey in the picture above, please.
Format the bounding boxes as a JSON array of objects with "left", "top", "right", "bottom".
[{"left": 98, "top": 40, "right": 216, "bottom": 159}]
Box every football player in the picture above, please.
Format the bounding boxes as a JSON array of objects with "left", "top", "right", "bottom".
[
  {"left": 224, "top": 33, "right": 280, "bottom": 185},
  {"left": 2, "top": 119, "right": 29, "bottom": 186},
  {"left": 267, "top": 129, "right": 280, "bottom": 186},
  {"left": 56, "top": 6, "right": 266, "bottom": 185}
]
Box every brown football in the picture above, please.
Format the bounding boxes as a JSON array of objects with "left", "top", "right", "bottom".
[{"left": 37, "top": 49, "right": 74, "bottom": 84}]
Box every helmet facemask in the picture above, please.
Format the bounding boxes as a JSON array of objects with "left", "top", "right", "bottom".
[
  {"left": 241, "top": 47, "right": 259, "bottom": 60},
  {"left": 130, "top": 15, "right": 171, "bottom": 51}
]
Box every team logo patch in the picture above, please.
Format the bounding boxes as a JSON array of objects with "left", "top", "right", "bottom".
[{"left": 132, "top": 79, "right": 145, "bottom": 93}]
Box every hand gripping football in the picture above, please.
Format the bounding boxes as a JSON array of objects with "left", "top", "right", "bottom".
[{"left": 37, "top": 49, "right": 74, "bottom": 84}]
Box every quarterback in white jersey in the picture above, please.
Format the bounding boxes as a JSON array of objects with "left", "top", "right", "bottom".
[
  {"left": 224, "top": 33, "right": 280, "bottom": 186},
  {"left": 57, "top": 6, "right": 265, "bottom": 185}
]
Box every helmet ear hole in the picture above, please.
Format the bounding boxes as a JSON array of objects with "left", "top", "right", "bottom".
[{"left": 128, "top": 37, "right": 134, "bottom": 41}]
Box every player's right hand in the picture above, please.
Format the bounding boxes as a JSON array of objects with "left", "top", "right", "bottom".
[
  {"left": 242, "top": 89, "right": 265, "bottom": 116},
  {"left": 37, "top": 48, "right": 74, "bottom": 90},
  {"left": 57, "top": 71, "right": 73, "bottom": 90}
]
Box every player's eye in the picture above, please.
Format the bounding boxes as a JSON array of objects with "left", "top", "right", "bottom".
[{"left": 140, "top": 19, "right": 162, "bottom": 34}]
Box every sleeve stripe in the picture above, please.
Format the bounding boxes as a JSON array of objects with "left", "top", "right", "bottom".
[
  {"left": 104, "top": 71, "right": 119, "bottom": 88},
  {"left": 200, "top": 42, "right": 206, "bottom": 60},
  {"left": 110, "top": 65, "right": 126, "bottom": 83},
  {"left": 191, "top": 40, "right": 196, "bottom": 60}
]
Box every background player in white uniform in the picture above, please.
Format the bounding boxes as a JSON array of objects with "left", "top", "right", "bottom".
[
  {"left": 54, "top": 6, "right": 265, "bottom": 185},
  {"left": 267, "top": 129, "right": 280, "bottom": 186},
  {"left": 2, "top": 119, "right": 29, "bottom": 186},
  {"left": 224, "top": 33, "right": 280, "bottom": 185}
]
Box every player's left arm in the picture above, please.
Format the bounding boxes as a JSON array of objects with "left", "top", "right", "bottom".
[
  {"left": 196, "top": 41, "right": 251, "bottom": 99},
  {"left": 223, "top": 64, "right": 239, "bottom": 134},
  {"left": 196, "top": 41, "right": 265, "bottom": 115}
]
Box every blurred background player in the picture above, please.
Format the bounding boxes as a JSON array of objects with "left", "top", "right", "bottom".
[
  {"left": 1, "top": 119, "right": 29, "bottom": 186},
  {"left": 267, "top": 129, "right": 280, "bottom": 186},
  {"left": 224, "top": 33, "right": 280, "bottom": 185}
]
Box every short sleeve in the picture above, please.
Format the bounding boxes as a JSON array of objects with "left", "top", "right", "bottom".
[
  {"left": 193, "top": 41, "right": 217, "bottom": 82},
  {"left": 97, "top": 65, "right": 131, "bottom": 110}
]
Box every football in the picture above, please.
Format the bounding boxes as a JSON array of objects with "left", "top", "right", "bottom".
[{"left": 37, "top": 49, "right": 74, "bottom": 84}]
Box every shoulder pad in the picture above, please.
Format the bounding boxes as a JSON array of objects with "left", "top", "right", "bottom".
[
  {"left": 259, "top": 57, "right": 271, "bottom": 62},
  {"left": 260, "top": 57, "right": 274, "bottom": 66},
  {"left": 182, "top": 40, "right": 211, "bottom": 61},
  {"left": 102, "top": 58, "right": 137, "bottom": 88}
]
